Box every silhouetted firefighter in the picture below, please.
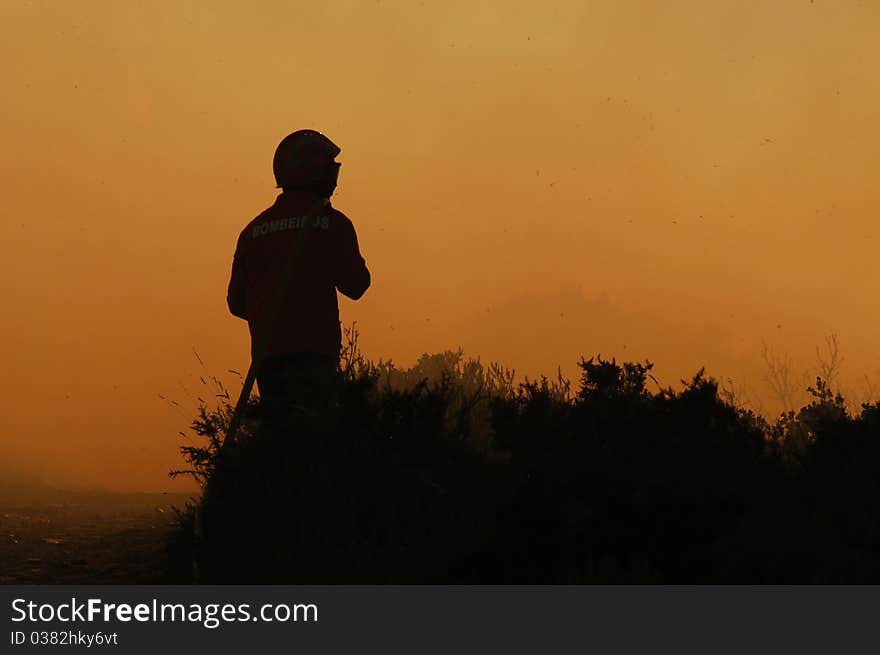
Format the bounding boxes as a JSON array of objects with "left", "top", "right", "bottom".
[{"left": 226, "top": 130, "right": 370, "bottom": 437}]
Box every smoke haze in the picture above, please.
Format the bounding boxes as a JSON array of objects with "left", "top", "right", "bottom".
[{"left": 3, "top": 0, "right": 878, "bottom": 490}]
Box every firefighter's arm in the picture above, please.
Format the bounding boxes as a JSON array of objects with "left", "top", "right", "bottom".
[
  {"left": 227, "top": 248, "right": 248, "bottom": 319},
  {"left": 334, "top": 216, "right": 371, "bottom": 300}
]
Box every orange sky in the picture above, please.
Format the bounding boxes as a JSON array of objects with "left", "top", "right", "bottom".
[{"left": 2, "top": 0, "right": 879, "bottom": 491}]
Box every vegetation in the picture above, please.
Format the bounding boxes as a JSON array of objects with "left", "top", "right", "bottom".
[{"left": 168, "top": 328, "right": 880, "bottom": 583}]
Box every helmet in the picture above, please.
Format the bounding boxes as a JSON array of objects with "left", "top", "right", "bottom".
[{"left": 273, "top": 129, "right": 341, "bottom": 194}]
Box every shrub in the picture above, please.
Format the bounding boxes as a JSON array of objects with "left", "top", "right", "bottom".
[{"left": 169, "top": 335, "right": 880, "bottom": 582}]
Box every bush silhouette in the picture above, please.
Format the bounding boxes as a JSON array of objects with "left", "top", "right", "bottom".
[{"left": 169, "top": 336, "right": 880, "bottom": 583}]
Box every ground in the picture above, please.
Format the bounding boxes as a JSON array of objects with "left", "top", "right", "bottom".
[{"left": 0, "top": 483, "right": 192, "bottom": 584}]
